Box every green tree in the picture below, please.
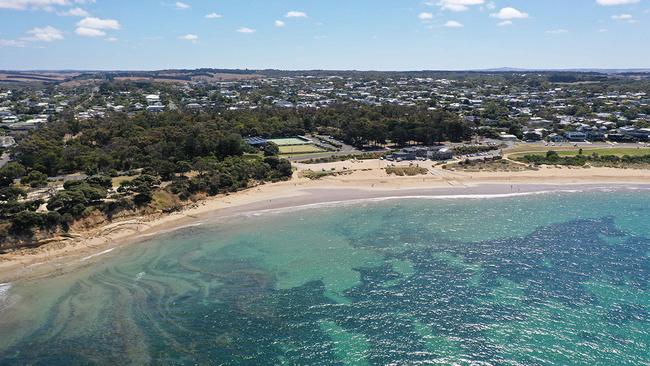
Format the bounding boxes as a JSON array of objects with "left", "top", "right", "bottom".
[
  {"left": 118, "top": 174, "right": 161, "bottom": 206},
  {"left": 263, "top": 142, "right": 280, "bottom": 156},
  {"left": 0, "top": 163, "right": 26, "bottom": 187},
  {"left": 21, "top": 171, "right": 48, "bottom": 188}
]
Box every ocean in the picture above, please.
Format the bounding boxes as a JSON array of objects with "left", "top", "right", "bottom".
[{"left": 0, "top": 190, "right": 649, "bottom": 365}]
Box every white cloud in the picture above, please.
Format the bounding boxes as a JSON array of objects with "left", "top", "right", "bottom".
[
  {"left": 0, "top": 0, "right": 66, "bottom": 10},
  {"left": 444, "top": 20, "right": 464, "bottom": 27},
  {"left": 205, "top": 12, "right": 222, "bottom": 19},
  {"left": 596, "top": 0, "right": 639, "bottom": 5},
  {"left": 237, "top": 27, "right": 255, "bottom": 33},
  {"left": 75, "top": 16, "right": 120, "bottom": 38},
  {"left": 58, "top": 6, "right": 88, "bottom": 16},
  {"left": 498, "top": 20, "right": 513, "bottom": 26},
  {"left": 545, "top": 29, "right": 568, "bottom": 34},
  {"left": 77, "top": 16, "right": 120, "bottom": 30},
  {"left": 286, "top": 10, "right": 307, "bottom": 18},
  {"left": 490, "top": 7, "right": 529, "bottom": 20},
  {"left": 275, "top": 20, "right": 285, "bottom": 27},
  {"left": 75, "top": 26, "right": 104, "bottom": 36},
  {"left": 612, "top": 13, "right": 633, "bottom": 20},
  {"left": 23, "top": 25, "right": 64, "bottom": 41},
  {"left": 0, "top": 39, "right": 26, "bottom": 47},
  {"left": 418, "top": 12, "right": 434, "bottom": 20},
  {"left": 0, "top": 0, "right": 94, "bottom": 10},
  {"left": 105, "top": 36, "right": 117, "bottom": 42},
  {"left": 174, "top": 1, "right": 189, "bottom": 9},
  {"left": 178, "top": 34, "right": 198, "bottom": 42},
  {"left": 435, "top": 0, "right": 485, "bottom": 12}
]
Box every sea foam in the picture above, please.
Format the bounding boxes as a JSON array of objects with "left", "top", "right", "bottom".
[
  {"left": 0, "top": 283, "right": 16, "bottom": 312},
  {"left": 80, "top": 248, "right": 115, "bottom": 262}
]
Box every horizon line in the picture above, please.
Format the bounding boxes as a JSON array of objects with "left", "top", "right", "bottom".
[{"left": 2, "top": 67, "right": 650, "bottom": 74}]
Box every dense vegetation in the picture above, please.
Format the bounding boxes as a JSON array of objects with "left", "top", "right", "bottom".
[
  {"left": 11, "top": 105, "right": 469, "bottom": 177},
  {"left": 0, "top": 111, "right": 299, "bottom": 246},
  {"left": 0, "top": 104, "right": 470, "bottom": 246},
  {"left": 451, "top": 145, "right": 502, "bottom": 155}
]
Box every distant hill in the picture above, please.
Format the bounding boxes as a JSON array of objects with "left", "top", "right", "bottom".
[
  {"left": 1, "top": 67, "right": 649, "bottom": 85},
  {"left": 480, "top": 67, "right": 650, "bottom": 74}
]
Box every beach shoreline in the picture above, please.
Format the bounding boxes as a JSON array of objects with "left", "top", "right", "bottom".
[{"left": 2, "top": 161, "right": 650, "bottom": 283}]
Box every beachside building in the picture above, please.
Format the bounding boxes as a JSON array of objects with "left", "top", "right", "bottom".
[
  {"left": 244, "top": 137, "right": 268, "bottom": 147},
  {"left": 586, "top": 130, "right": 606, "bottom": 141},
  {"left": 429, "top": 147, "right": 453, "bottom": 161},
  {"left": 523, "top": 131, "right": 543, "bottom": 141},
  {"left": 499, "top": 134, "right": 519, "bottom": 142},
  {"left": 386, "top": 146, "right": 453, "bottom": 161},
  {"left": 564, "top": 132, "right": 587, "bottom": 142},
  {"left": 548, "top": 134, "right": 565, "bottom": 143},
  {"left": 620, "top": 128, "right": 650, "bottom": 141}
]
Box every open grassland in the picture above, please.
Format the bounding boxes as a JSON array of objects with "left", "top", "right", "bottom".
[{"left": 509, "top": 147, "right": 650, "bottom": 160}]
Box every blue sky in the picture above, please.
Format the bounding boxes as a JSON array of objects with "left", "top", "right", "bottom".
[{"left": 0, "top": 0, "right": 648, "bottom": 70}]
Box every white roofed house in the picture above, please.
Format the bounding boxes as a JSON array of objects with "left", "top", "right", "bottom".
[
  {"left": 499, "top": 133, "right": 519, "bottom": 142},
  {"left": 145, "top": 94, "right": 161, "bottom": 105},
  {"left": 6, "top": 118, "right": 45, "bottom": 131},
  {"left": 146, "top": 104, "right": 165, "bottom": 113},
  {"left": 0, "top": 136, "right": 16, "bottom": 148},
  {"left": 274, "top": 100, "right": 294, "bottom": 108},
  {"left": 185, "top": 103, "right": 202, "bottom": 111},
  {"left": 523, "top": 130, "right": 544, "bottom": 141},
  {"left": 0, "top": 110, "right": 14, "bottom": 120}
]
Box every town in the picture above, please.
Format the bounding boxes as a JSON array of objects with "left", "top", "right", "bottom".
[{"left": 2, "top": 70, "right": 649, "bottom": 146}]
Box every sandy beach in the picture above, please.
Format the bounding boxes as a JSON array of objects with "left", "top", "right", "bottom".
[{"left": 2, "top": 159, "right": 650, "bottom": 283}]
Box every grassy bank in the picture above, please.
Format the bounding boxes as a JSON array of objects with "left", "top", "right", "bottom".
[{"left": 509, "top": 147, "right": 650, "bottom": 160}]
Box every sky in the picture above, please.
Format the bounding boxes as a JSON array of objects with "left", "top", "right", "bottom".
[{"left": 0, "top": 0, "right": 648, "bottom": 71}]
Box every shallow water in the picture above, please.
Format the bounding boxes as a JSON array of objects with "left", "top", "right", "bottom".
[{"left": 1, "top": 190, "right": 650, "bottom": 365}]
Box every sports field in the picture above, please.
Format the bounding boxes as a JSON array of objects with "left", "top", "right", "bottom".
[
  {"left": 268, "top": 137, "right": 311, "bottom": 146},
  {"left": 278, "top": 144, "right": 325, "bottom": 154}
]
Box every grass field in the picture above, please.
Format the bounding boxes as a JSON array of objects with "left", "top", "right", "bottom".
[
  {"left": 279, "top": 144, "right": 325, "bottom": 155},
  {"left": 269, "top": 138, "right": 311, "bottom": 146},
  {"left": 509, "top": 147, "right": 650, "bottom": 160}
]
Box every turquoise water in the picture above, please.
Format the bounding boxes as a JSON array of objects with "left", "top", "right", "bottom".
[{"left": 1, "top": 190, "right": 650, "bottom": 365}]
